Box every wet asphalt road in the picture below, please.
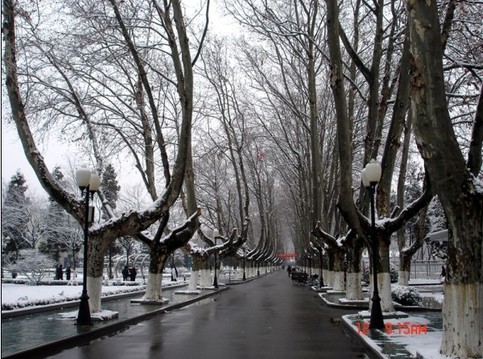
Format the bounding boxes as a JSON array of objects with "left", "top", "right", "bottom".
[{"left": 46, "top": 271, "right": 369, "bottom": 359}]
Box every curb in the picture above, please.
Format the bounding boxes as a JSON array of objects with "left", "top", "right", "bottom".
[
  {"left": 2, "top": 287, "right": 229, "bottom": 359},
  {"left": 341, "top": 315, "right": 389, "bottom": 359},
  {"left": 1, "top": 282, "right": 189, "bottom": 319},
  {"left": 317, "top": 292, "right": 442, "bottom": 312}
]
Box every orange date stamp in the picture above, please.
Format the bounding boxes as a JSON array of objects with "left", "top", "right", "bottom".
[{"left": 356, "top": 321, "right": 428, "bottom": 336}]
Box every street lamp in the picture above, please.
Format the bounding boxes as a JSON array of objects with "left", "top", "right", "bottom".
[
  {"left": 75, "top": 165, "right": 100, "bottom": 326},
  {"left": 361, "top": 159, "right": 384, "bottom": 330},
  {"left": 243, "top": 247, "right": 246, "bottom": 281},
  {"left": 213, "top": 229, "right": 219, "bottom": 289},
  {"left": 313, "top": 243, "right": 325, "bottom": 289}
]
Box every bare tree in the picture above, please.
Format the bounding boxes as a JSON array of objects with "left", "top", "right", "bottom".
[
  {"left": 3, "top": 0, "right": 201, "bottom": 312},
  {"left": 407, "top": 0, "right": 482, "bottom": 356},
  {"left": 324, "top": 0, "right": 435, "bottom": 312},
  {"left": 9, "top": 249, "right": 55, "bottom": 285}
]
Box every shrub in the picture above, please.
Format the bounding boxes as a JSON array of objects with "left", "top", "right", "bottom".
[
  {"left": 362, "top": 263, "right": 399, "bottom": 283},
  {"left": 8, "top": 250, "right": 55, "bottom": 285},
  {"left": 392, "top": 285, "right": 422, "bottom": 306}
]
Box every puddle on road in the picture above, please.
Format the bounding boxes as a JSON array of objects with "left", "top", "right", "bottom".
[{"left": 183, "top": 297, "right": 215, "bottom": 308}]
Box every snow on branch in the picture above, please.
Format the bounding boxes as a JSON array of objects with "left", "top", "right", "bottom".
[
  {"left": 163, "top": 208, "right": 202, "bottom": 249},
  {"left": 311, "top": 221, "right": 342, "bottom": 249}
]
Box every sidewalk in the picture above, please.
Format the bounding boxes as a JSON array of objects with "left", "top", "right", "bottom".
[
  {"left": 16, "top": 270, "right": 371, "bottom": 359},
  {"left": 3, "top": 271, "right": 447, "bottom": 359},
  {"left": 342, "top": 311, "right": 443, "bottom": 359},
  {"left": 2, "top": 283, "right": 227, "bottom": 358},
  {"left": 318, "top": 288, "right": 444, "bottom": 358}
]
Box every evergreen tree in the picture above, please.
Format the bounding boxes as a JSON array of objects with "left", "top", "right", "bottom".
[
  {"left": 425, "top": 197, "right": 448, "bottom": 260},
  {"left": 1, "top": 170, "right": 30, "bottom": 261},
  {"left": 40, "top": 167, "right": 82, "bottom": 265},
  {"left": 101, "top": 164, "right": 122, "bottom": 278},
  {"left": 101, "top": 164, "right": 121, "bottom": 217}
]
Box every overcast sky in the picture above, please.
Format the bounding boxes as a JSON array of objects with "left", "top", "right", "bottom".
[
  {"left": 1, "top": 0, "right": 238, "bottom": 198},
  {"left": 2, "top": 125, "right": 55, "bottom": 197}
]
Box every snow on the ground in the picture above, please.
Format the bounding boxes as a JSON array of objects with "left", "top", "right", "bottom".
[
  {"left": 383, "top": 316, "right": 444, "bottom": 359},
  {"left": 408, "top": 279, "right": 441, "bottom": 284},
  {"left": 421, "top": 291, "right": 444, "bottom": 303},
  {"left": 1, "top": 282, "right": 149, "bottom": 310},
  {"left": 344, "top": 314, "right": 446, "bottom": 359},
  {"left": 59, "top": 309, "right": 119, "bottom": 321},
  {"left": 394, "top": 331, "right": 444, "bottom": 359}
]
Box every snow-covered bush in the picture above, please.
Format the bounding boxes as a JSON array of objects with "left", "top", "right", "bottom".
[
  {"left": 392, "top": 285, "right": 422, "bottom": 306},
  {"left": 1, "top": 284, "right": 147, "bottom": 311},
  {"left": 8, "top": 250, "right": 55, "bottom": 285},
  {"left": 362, "top": 263, "right": 398, "bottom": 283}
]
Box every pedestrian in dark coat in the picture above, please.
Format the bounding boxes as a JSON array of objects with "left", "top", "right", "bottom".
[
  {"left": 130, "top": 267, "right": 137, "bottom": 281},
  {"left": 65, "top": 266, "right": 71, "bottom": 280},
  {"left": 56, "top": 264, "right": 63, "bottom": 280},
  {"left": 122, "top": 266, "right": 129, "bottom": 281}
]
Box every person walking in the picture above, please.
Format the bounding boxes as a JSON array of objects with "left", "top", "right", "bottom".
[
  {"left": 171, "top": 265, "right": 178, "bottom": 282},
  {"left": 56, "top": 264, "right": 63, "bottom": 280},
  {"left": 65, "top": 266, "right": 71, "bottom": 281},
  {"left": 440, "top": 266, "right": 446, "bottom": 284},
  {"left": 130, "top": 267, "right": 137, "bottom": 281},
  {"left": 122, "top": 266, "right": 129, "bottom": 281}
]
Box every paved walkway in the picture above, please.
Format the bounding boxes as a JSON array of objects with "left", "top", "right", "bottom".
[{"left": 45, "top": 271, "right": 370, "bottom": 359}]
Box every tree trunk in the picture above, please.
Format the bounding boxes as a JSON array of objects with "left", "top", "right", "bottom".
[
  {"left": 188, "top": 256, "right": 205, "bottom": 291},
  {"left": 407, "top": 0, "right": 482, "bottom": 356},
  {"left": 398, "top": 253, "right": 411, "bottom": 286},
  {"left": 143, "top": 272, "right": 164, "bottom": 301},
  {"left": 325, "top": 250, "right": 335, "bottom": 288},
  {"left": 372, "top": 238, "right": 395, "bottom": 312},
  {"left": 200, "top": 266, "right": 212, "bottom": 288},
  {"left": 188, "top": 269, "right": 199, "bottom": 291},
  {"left": 142, "top": 250, "right": 167, "bottom": 302},
  {"left": 87, "top": 237, "right": 109, "bottom": 313},
  {"left": 345, "top": 240, "right": 364, "bottom": 300},
  {"left": 440, "top": 213, "right": 482, "bottom": 357},
  {"left": 332, "top": 249, "right": 346, "bottom": 292}
]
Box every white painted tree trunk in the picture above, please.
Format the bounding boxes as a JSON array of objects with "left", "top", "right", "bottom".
[
  {"left": 440, "top": 283, "right": 482, "bottom": 358},
  {"left": 345, "top": 272, "right": 363, "bottom": 300},
  {"left": 87, "top": 276, "right": 103, "bottom": 313},
  {"left": 200, "top": 269, "right": 211, "bottom": 287},
  {"left": 326, "top": 270, "right": 334, "bottom": 288},
  {"left": 369, "top": 272, "right": 394, "bottom": 312},
  {"left": 86, "top": 242, "right": 106, "bottom": 314},
  {"left": 398, "top": 270, "right": 410, "bottom": 286},
  {"left": 332, "top": 271, "right": 345, "bottom": 291},
  {"left": 188, "top": 270, "right": 199, "bottom": 291},
  {"left": 142, "top": 272, "right": 163, "bottom": 301}
]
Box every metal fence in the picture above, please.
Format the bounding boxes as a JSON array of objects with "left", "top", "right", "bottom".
[
  {"left": 362, "top": 258, "right": 445, "bottom": 281},
  {"left": 410, "top": 260, "right": 445, "bottom": 280}
]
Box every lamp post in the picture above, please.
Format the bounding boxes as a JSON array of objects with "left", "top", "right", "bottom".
[
  {"left": 75, "top": 166, "right": 101, "bottom": 326},
  {"left": 243, "top": 247, "right": 246, "bottom": 281},
  {"left": 308, "top": 255, "right": 312, "bottom": 277},
  {"left": 361, "top": 159, "right": 384, "bottom": 330},
  {"left": 213, "top": 229, "right": 219, "bottom": 289},
  {"left": 317, "top": 246, "right": 325, "bottom": 289}
]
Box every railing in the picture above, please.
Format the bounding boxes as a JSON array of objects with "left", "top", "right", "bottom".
[
  {"left": 410, "top": 260, "right": 445, "bottom": 280},
  {"left": 361, "top": 258, "right": 445, "bottom": 281}
]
